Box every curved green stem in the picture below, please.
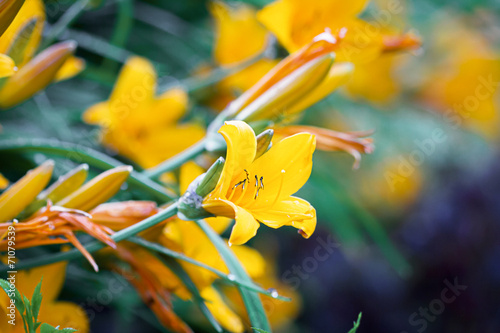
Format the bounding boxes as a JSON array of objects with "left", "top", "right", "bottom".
[
  {"left": 41, "top": 0, "right": 91, "bottom": 49},
  {"left": 4, "top": 203, "right": 178, "bottom": 271},
  {"left": 0, "top": 139, "right": 174, "bottom": 202},
  {"left": 143, "top": 139, "right": 207, "bottom": 179}
]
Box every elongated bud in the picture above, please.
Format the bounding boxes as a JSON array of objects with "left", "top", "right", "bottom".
[
  {"left": 0, "top": 40, "right": 77, "bottom": 108},
  {"left": 285, "top": 62, "right": 354, "bottom": 115},
  {"left": 196, "top": 157, "right": 225, "bottom": 197},
  {"left": 18, "top": 164, "right": 89, "bottom": 219},
  {"left": 235, "top": 54, "right": 334, "bottom": 122},
  {"left": 0, "top": 160, "right": 54, "bottom": 221},
  {"left": 255, "top": 129, "right": 273, "bottom": 159},
  {"left": 0, "top": 0, "right": 25, "bottom": 37},
  {"left": 56, "top": 165, "right": 132, "bottom": 212}
]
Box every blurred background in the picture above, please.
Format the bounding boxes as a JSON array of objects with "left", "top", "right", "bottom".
[{"left": 1, "top": 0, "right": 500, "bottom": 332}]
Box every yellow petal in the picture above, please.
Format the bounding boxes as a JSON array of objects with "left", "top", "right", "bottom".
[
  {"left": 253, "top": 196, "right": 317, "bottom": 238},
  {"left": 257, "top": 0, "right": 294, "bottom": 51},
  {"left": 56, "top": 165, "right": 132, "bottom": 211},
  {"left": 0, "top": 40, "right": 76, "bottom": 109},
  {"left": 39, "top": 301, "right": 89, "bottom": 333},
  {"left": 0, "top": 172, "right": 8, "bottom": 189},
  {"left": 109, "top": 56, "right": 156, "bottom": 114},
  {"left": 15, "top": 261, "right": 67, "bottom": 303},
  {"left": 0, "top": 0, "right": 45, "bottom": 65},
  {"left": 0, "top": 160, "right": 53, "bottom": 221},
  {"left": 200, "top": 286, "right": 244, "bottom": 333},
  {"left": 180, "top": 160, "right": 204, "bottom": 194},
  {"left": 243, "top": 133, "right": 316, "bottom": 208},
  {"left": 54, "top": 56, "right": 85, "bottom": 81},
  {"left": 231, "top": 244, "right": 266, "bottom": 278},
  {"left": 0, "top": 54, "right": 15, "bottom": 78},
  {"left": 211, "top": 121, "right": 256, "bottom": 197},
  {"left": 210, "top": 1, "right": 268, "bottom": 65},
  {"left": 81, "top": 101, "right": 110, "bottom": 126},
  {"left": 287, "top": 61, "right": 354, "bottom": 114},
  {"left": 206, "top": 216, "right": 232, "bottom": 235}
]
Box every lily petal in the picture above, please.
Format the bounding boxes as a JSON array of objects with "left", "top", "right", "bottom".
[{"left": 253, "top": 196, "right": 317, "bottom": 239}]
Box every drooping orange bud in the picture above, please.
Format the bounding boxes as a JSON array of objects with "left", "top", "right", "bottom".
[
  {"left": 275, "top": 125, "right": 374, "bottom": 169},
  {"left": 382, "top": 31, "right": 422, "bottom": 53},
  {"left": 0, "top": 40, "right": 76, "bottom": 108}
]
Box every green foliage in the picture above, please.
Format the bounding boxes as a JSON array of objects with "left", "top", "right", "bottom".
[
  {"left": 0, "top": 278, "right": 78, "bottom": 333},
  {"left": 347, "top": 312, "right": 362, "bottom": 333}
]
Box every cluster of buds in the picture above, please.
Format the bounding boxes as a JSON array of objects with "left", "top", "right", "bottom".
[{"left": 0, "top": 160, "right": 132, "bottom": 270}]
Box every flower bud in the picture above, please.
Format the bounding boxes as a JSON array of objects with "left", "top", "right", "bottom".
[
  {"left": 0, "top": 40, "right": 76, "bottom": 108},
  {"left": 0, "top": 159, "right": 54, "bottom": 221},
  {"left": 234, "top": 54, "right": 334, "bottom": 122},
  {"left": 56, "top": 165, "right": 132, "bottom": 212},
  {"left": 196, "top": 157, "right": 225, "bottom": 197},
  {"left": 0, "top": 0, "right": 25, "bottom": 37},
  {"left": 255, "top": 128, "right": 273, "bottom": 159},
  {"left": 178, "top": 175, "right": 213, "bottom": 221}
]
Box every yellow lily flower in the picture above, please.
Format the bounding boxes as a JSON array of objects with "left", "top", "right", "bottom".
[
  {"left": 257, "top": 0, "right": 385, "bottom": 63},
  {"left": 83, "top": 56, "right": 205, "bottom": 168},
  {"left": 0, "top": 0, "right": 24, "bottom": 37},
  {"left": 0, "top": 262, "right": 89, "bottom": 333},
  {"left": 202, "top": 120, "right": 317, "bottom": 245},
  {"left": 0, "top": 172, "right": 8, "bottom": 189},
  {"left": 0, "top": 0, "right": 83, "bottom": 108},
  {"left": 202, "top": 1, "right": 279, "bottom": 112}
]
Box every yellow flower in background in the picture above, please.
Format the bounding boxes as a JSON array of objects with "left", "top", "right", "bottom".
[
  {"left": 203, "top": 121, "right": 317, "bottom": 245},
  {"left": 0, "top": 173, "right": 8, "bottom": 189},
  {"left": 0, "top": 0, "right": 83, "bottom": 108},
  {"left": 83, "top": 56, "right": 205, "bottom": 168},
  {"left": 204, "top": 1, "right": 279, "bottom": 112},
  {"left": 257, "top": 0, "right": 384, "bottom": 63},
  {"left": 419, "top": 17, "right": 500, "bottom": 139},
  {"left": 0, "top": 262, "right": 89, "bottom": 333}
]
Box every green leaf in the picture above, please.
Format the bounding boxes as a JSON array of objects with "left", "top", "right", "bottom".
[
  {"left": 23, "top": 294, "right": 34, "bottom": 332},
  {"left": 40, "top": 323, "right": 77, "bottom": 333},
  {"left": 0, "top": 278, "right": 25, "bottom": 314},
  {"left": 31, "top": 278, "right": 43, "bottom": 324},
  {"left": 6, "top": 18, "right": 38, "bottom": 65},
  {"left": 195, "top": 220, "right": 271, "bottom": 332},
  {"left": 347, "top": 312, "right": 362, "bottom": 333},
  {"left": 252, "top": 328, "right": 270, "bottom": 333}
]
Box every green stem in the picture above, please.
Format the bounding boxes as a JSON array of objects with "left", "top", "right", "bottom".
[
  {"left": 100, "top": 0, "right": 134, "bottom": 72},
  {"left": 195, "top": 220, "right": 272, "bottom": 332},
  {"left": 143, "top": 140, "right": 206, "bottom": 179},
  {"left": 130, "top": 236, "right": 290, "bottom": 301},
  {"left": 0, "top": 139, "right": 174, "bottom": 202},
  {"left": 4, "top": 203, "right": 178, "bottom": 271},
  {"left": 41, "top": 0, "right": 91, "bottom": 49}
]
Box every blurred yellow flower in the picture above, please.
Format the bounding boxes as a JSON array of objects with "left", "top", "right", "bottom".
[
  {"left": 203, "top": 121, "right": 317, "bottom": 245},
  {"left": 0, "top": 0, "right": 82, "bottom": 108},
  {"left": 83, "top": 56, "right": 205, "bottom": 168},
  {"left": 419, "top": 17, "right": 500, "bottom": 139},
  {"left": 0, "top": 262, "right": 89, "bottom": 333},
  {"left": 0, "top": 172, "right": 9, "bottom": 190},
  {"left": 205, "top": 1, "right": 279, "bottom": 112},
  {"left": 257, "top": 0, "right": 383, "bottom": 63}
]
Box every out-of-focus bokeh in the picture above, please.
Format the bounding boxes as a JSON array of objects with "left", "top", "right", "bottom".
[{"left": 1, "top": 0, "right": 500, "bottom": 332}]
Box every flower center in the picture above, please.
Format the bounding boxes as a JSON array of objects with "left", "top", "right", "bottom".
[{"left": 227, "top": 169, "right": 265, "bottom": 203}]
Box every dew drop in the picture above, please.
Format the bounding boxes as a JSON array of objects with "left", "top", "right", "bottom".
[
  {"left": 227, "top": 274, "right": 236, "bottom": 281},
  {"left": 267, "top": 288, "right": 279, "bottom": 298}
]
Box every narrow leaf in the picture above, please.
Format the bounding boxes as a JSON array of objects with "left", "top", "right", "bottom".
[{"left": 347, "top": 312, "right": 362, "bottom": 333}]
